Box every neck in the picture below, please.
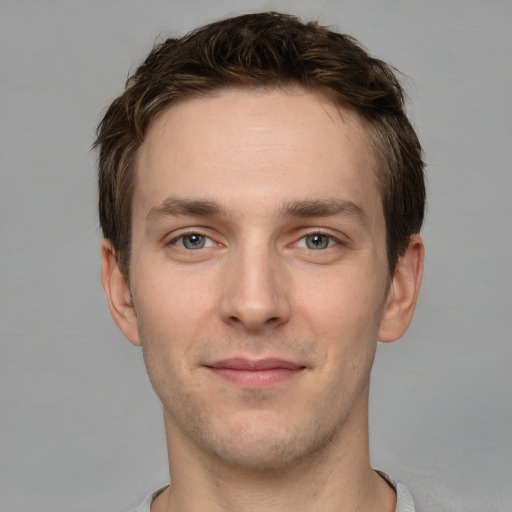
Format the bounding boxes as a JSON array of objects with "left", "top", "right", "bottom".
[{"left": 154, "top": 391, "right": 396, "bottom": 512}]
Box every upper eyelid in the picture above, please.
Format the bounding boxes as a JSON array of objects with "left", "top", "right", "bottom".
[
  {"left": 294, "top": 232, "right": 342, "bottom": 247},
  {"left": 293, "top": 228, "right": 346, "bottom": 243},
  {"left": 161, "top": 226, "right": 348, "bottom": 245},
  {"left": 164, "top": 227, "right": 216, "bottom": 242},
  {"left": 167, "top": 232, "right": 215, "bottom": 247},
  {"left": 173, "top": 233, "right": 215, "bottom": 249}
]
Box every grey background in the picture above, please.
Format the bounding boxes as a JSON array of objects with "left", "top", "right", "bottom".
[{"left": 1, "top": 1, "right": 511, "bottom": 511}]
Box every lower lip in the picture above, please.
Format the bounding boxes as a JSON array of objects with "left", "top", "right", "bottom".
[{"left": 208, "top": 367, "right": 303, "bottom": 388}]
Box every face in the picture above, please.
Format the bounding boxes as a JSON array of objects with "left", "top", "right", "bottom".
[{"left": 103, "top": 87, "right": 420, "bottom": 470}]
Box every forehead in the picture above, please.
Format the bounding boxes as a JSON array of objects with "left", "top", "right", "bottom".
[{"left": 134, "top": 87, "right": 380, "bottom": 220}]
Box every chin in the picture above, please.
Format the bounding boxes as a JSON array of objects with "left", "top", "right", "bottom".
[{"left": 196, "top": 411, "right": 342, "bottom": 471}]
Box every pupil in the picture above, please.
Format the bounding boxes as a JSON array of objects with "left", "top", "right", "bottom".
[
  {"left": 184, "top": 234, "right": 204, "bottom": 249},
  {"left": 307, "top": 234, "right": 328, "bottom": 249}
]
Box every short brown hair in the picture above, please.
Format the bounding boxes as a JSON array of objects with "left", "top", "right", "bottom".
[{"left": 95, "top": 11, "right": 425, "bottom": 277}]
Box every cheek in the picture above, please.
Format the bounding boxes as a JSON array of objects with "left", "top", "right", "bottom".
[
  {"left": 296, "top": 268, "right": 385, "bottom": 339},
  {"left": 132, "top": 258, "right": 217, "bottom": 331},
  {"left": 134, "top": 273, "right": 206, "bottom": 405},
  {"left": 130, "top": 279, "right": 207, "bottom": 396}
]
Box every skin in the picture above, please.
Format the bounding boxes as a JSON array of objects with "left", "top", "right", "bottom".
[{"left": 102, "top": 87, "right": 424, "bottom": 512}]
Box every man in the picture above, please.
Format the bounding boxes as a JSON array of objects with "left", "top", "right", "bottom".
[{"left": 95, "top": 12, "right": 425, "bottom": 512}]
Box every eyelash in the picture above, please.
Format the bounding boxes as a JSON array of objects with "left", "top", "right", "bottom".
[
  {"left": 167, "top": 232, "right": 217, "bottom": 250},
  {"left": 294, "top": 232, "right": 340, "bottom": 251},
  {"left": 166, "top": 230, "right": 342, "bottom": 251}
]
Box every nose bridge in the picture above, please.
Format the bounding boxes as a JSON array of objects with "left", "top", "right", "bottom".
[{"left": 220, "top": 234, "right": 289, "bottom": 330}]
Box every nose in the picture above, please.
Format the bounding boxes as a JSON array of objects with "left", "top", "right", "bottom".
[{"left": 219, "top": 242, "right": 291, "bottom": 332}]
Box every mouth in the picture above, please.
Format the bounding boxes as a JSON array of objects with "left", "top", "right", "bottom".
[{"left": 204, "top": 358, "right": 306, "bottom": 389}]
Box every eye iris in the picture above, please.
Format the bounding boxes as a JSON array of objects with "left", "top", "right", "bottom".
[
  {"left": 306, "top": 234, "right": 329, "bottom": 250},
  {"left": 183, "top": 234, "right": 205, "bottom": 249}
]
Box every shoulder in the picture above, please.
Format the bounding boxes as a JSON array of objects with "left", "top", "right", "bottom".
[
  {"left": 131, "top": 486, "right": 168, "bottom": 512},
  {"left": 376, "top": 471, "right": 415, "bottom": 512}
]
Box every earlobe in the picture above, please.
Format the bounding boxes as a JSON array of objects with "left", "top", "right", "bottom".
[
  {"left": 100, "top": 239, "right": 141, "bottom": 346},
  {"left": 378, "top": 235, "right": 424, "bottom": 343}
]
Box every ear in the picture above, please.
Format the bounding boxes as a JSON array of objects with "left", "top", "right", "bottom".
[
  {"left": 378, "top": 235, "right": 424, "bottom": 343},
  {"left": 101, "top": 239, "right": 141, "bottom": 346}
]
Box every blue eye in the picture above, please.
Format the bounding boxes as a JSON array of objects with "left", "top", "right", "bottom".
[
  {"left": 181, "top": 234, "right": 207, "bottom": 249},
  {"left": 305, "top": 234, "right": 333, "bottom": 250}
]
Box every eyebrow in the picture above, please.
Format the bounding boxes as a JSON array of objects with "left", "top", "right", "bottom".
[
  {"left": 279, "top": 198, "right": 368, "bottom": 225},
  {"left": 147, "top": 197, "right": 225, "bottom": 220},
  {"left": 147, "top": 196, "right": 368, "bottom": 225}
]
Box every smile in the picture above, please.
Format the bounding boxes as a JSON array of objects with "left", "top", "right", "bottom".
[{"left": 205, "top": 358, "right": 306, "bottom": 389}]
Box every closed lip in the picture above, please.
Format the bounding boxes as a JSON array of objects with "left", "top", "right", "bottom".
[{"left": 205, "top": 358, "right": 306, "bottom": 371}]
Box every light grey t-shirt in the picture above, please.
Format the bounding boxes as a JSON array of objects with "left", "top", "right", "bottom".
[{"left": 131, "top": 471, "right": 415, "bottom": 512}]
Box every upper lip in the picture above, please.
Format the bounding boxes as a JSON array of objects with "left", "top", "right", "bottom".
[{"left": 206, "top": 358, "right": 305, "bottom": 371}]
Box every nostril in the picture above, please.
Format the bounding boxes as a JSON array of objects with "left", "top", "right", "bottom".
[{"left": 224, "top": 312, "right": 285, "bottom": 331}]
